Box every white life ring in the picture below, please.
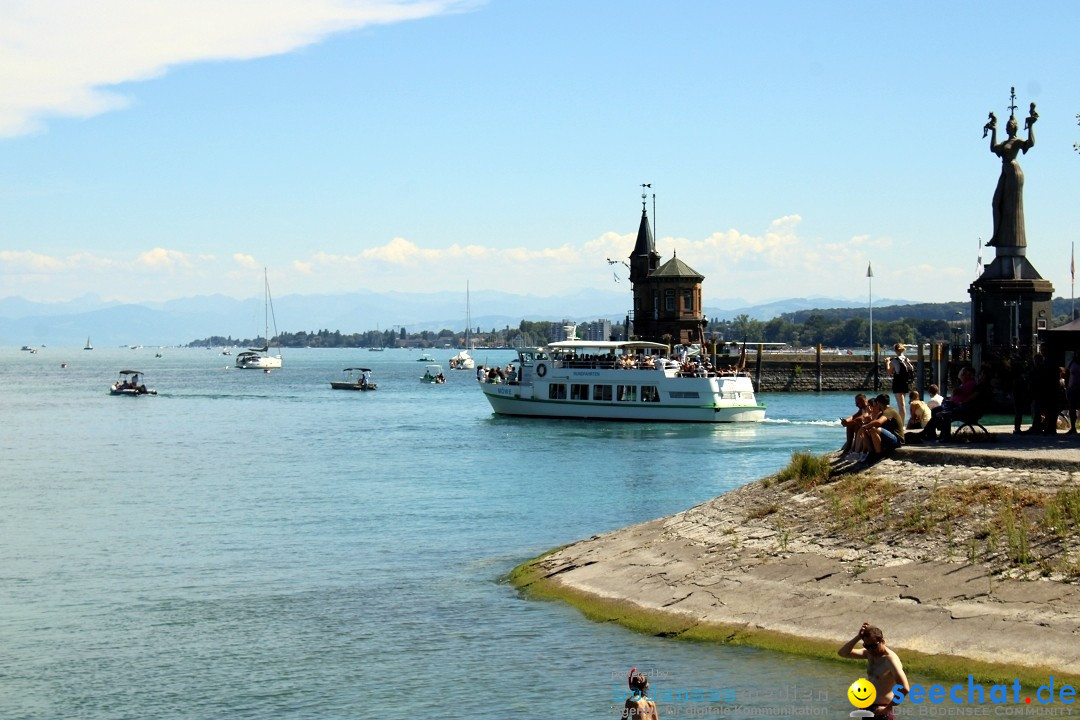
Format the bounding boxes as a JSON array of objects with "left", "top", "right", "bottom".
[{"left": 536, "top": 363, "right": 547, "bottom": 377}]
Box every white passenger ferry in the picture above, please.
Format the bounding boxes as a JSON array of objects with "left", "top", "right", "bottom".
[{"left": 478, "top": 339, "right": 764, "bottom": 423}]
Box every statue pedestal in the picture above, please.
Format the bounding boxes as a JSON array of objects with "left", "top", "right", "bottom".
[{"left": 969, "top": 245, "right": 1054, "bottom": 357}]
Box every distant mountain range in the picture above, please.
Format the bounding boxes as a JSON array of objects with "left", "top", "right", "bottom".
[{"left": 0, "top": 290, "right": 915, "bottom": 348}]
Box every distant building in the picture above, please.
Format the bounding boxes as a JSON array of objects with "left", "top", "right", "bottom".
[
  {"left": 628, "top": 201, "right": 707, "bottom": 346},
  {"left": 582, "top": 319, "right": 612, "bottom": 341},
  {"left": 554, "top": 321, "right": 576, "bottom": 341}
]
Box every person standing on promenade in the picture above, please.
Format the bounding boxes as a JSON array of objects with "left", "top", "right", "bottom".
[
  {"left": 622, "top": 670, "right": 658, "bottom": 720},
  {"left": 1028, "top": 354, "right": 1062, "bottom": 435},
  {"left": 1066, "top": 351, "right": 1080, "bottom": 434},
  {"left": 838, "top": 623, "right": 910, "bottom": 720},
  {"left": 886, "top": 343, "right": 913, "bottom": 428},
  {"left": 1010, "top": 352, "right": 1033, "bottom": 434}
]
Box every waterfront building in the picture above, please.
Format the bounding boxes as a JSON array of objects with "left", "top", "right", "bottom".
[{"left": 628, "top": 200, "right": 707, "bottom": 347}]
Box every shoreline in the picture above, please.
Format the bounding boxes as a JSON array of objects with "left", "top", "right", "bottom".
[{"left": 509, "top": 432, "right": 1080, "bottom": 687}]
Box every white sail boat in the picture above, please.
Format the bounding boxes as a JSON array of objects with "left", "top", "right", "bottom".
[
  {"left": 235, "top": 269, "right": 283, "bottom": 370},
  {"left": 450, "top": 282, "right": 475, "bottom": 370},
  {"left": 84, "top": 336, "right": 93, "bottom": 350}
]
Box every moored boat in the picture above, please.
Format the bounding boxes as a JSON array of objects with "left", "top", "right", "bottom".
[
  {"left": 450, "top": 282, "right": 476, "bottom": 370},
  {"left": 478, "top": 340, "right": 764, "bottom": 423},
  {"left": 449, "top": 350, "right": 474, "bottom": 370},
  {"left": 236, "top": 269, "right": 282, "bottom": 370}
]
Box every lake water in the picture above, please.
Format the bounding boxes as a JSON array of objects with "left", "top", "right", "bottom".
[{"left": 0, "top": 347, "right": 1029, "bottom": 718}]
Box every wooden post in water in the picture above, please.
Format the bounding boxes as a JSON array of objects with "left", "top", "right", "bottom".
[
  {"left": 754, "top": 344, "right": 763, "bottom": 391},
  {"left": 916, "top": 342, "right": 925, "bottom": 394},
  {"left": 816, "top": 343, "right": 823, "bottom": 392},
  {"left": 937, "top": 342, "right": 949, "bottom": 396}
]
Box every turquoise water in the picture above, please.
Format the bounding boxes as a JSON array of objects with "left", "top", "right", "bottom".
[{"left": 0, "top": 348, "right": 1023, "bottom": 718}]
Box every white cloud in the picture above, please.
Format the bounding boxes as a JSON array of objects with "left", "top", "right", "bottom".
[
  {"left": 0, "top": 218, "right": 958, "bottom": 303},
  {"left": 0, "top": 249, "right": 66, "bottom": 270},
  {"left": 137, "top": 247, "right": 193, "bottom": 268},
  {"left": 0, "top": 0, "right": 477, "bottom": 136}
]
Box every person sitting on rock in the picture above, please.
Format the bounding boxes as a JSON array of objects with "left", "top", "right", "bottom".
[
  {"left": 862, "top": 394, "right": 905, "bottom": 460},
  {"left": 839, "top": 393, "right": 871, "bottom": 454}
]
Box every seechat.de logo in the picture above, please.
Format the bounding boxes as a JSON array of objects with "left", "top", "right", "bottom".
[{"left": 893, "top": 677, "right": 1076, "bottom": 706}]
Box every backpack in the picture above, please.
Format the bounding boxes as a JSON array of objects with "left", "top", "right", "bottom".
[{"left": 896, "top": 356, "right": 914, "bottom": 383}]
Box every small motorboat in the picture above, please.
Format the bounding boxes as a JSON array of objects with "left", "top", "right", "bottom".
[
  {"left": 109, "top": 369, "right": 157, "bottom": 396},
  {"left": 420, "top": 364, "right": 445, "bottom": 384},
  {"left": 330, "top": 367, "right": 378, "bottom": 391}
]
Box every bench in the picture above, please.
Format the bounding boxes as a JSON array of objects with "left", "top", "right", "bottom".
[{"left": 952, "top": 419, "right": 990, "bottom": 435}]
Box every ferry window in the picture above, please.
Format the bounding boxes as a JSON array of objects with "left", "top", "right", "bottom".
[
  {"left": 617, "top": 385, "right": 637, "bottom": 402},
  {"left": 548, "top": 384, "right": 567, "bottom": 400},
  {"left": 570, "top": 383, "right": 589, "bottom": 400},
  {"left": 683, "top": 290, "right": 693, "bottom": 312},
  {"left": 593, "top": 384, "right": 612, "bottom": 401},
  {"left": 669, "top": 391, "right": 700, "bottom": 399},
  {"left": 665, "top": 290, "right": 675, "bottom": 312},
  {"left": 641, "top": 386, "right": 660, "bottom": 402}
]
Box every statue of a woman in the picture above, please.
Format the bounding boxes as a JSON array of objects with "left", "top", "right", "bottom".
[{"left": 985, "top": 101, "right": 1037, "bottom": 248}]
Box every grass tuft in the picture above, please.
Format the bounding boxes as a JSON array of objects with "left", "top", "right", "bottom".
[{"left": 775, "top": 451, "right": 832, "bottom": 491}]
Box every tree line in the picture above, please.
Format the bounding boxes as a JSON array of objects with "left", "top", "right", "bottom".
[{"left": 188, "top": 299, "right": 1076, "bottom": 349}]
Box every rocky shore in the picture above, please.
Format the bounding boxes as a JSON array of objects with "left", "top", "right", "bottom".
[{"left": 510, "top": 430, "right": 1080, "bottom": 683}]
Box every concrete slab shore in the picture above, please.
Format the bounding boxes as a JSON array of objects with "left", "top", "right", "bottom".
[{"left": 512, "top": 430, "right": 1080, "bottom": 682}]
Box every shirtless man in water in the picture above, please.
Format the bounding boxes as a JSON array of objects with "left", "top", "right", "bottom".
[
  {"left": 838, "top": 623, "right": 910, "bottom": 720},
  {"left": 623, "top": 671, "right": 658, "bottom": 720}
]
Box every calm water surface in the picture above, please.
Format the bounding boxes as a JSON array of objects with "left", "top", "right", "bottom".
[{"left": 0, "top": 347, "right": 1005, "bottom": 718}]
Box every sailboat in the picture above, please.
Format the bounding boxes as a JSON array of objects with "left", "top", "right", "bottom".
[
  {"left": 235, "top": 269, "right": 283, "bottom": 370},
  {"left": 84, "top": 337, "right": 93, "bottom": 350},
  {"left": 450, "top": 282, "right": 476, "bottom": 370}
]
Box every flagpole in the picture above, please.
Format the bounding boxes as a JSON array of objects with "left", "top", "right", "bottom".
[
  {"left": 867, "top": 261, "right": 874, "bottom": 355},
  {"left": 1071, "top": 240, "right": 1075, "bottom": 320}
]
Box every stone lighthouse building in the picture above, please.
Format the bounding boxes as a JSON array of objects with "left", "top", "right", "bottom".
[{"left": 628, "top": 201, "right": 708, "bottom": 347}]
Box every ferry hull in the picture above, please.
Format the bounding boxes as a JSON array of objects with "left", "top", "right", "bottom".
[
  {"left": 478, "top": 340, "right": 765, "bottom": 424},
  {"left": 480, "top": 382, "right": 765, "bottom": 423}
]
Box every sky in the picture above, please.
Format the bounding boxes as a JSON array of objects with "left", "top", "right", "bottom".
[{"left": 1, "top": 0, "right": 1079, "bottom": 308}]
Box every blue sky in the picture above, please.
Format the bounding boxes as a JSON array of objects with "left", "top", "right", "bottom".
[{"left": 1, "top": 0, "right": 1078, "bottom": 307}]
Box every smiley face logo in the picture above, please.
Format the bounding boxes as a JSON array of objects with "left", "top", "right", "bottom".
[{"left": 847, "top": 678, "right": 876, "bottom": 709}]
